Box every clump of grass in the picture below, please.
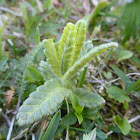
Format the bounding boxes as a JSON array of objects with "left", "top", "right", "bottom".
[{"left": 119, "top": 0, "right": 140, "bottom": 43}]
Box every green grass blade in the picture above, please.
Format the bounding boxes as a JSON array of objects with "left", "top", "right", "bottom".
[
  {"left": 26, "top": 66, "right": 44, "bottom": 82},
  {"left": 0, "top": 23, "right": 5, "bottom": 60},
  {"left": 77, "top": 67, "right": 87, "bottom": 88},
  {"left": 42, "top": 111, "right": 61, "bottom": 140},
  {"left": 36, "top": 27, "right": 40, "bottom": 45},
  {"left": 111, "top": 65, "right": 133, "bottom": 92},
  {"left": 126, "top": 79, "right": 140, "bottom": 95}
]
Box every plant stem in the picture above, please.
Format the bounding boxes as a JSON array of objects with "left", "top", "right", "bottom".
[
  {"left": 65, "top": 98, "right": 69, "bottom": 140},
  {"left": 6, "top": 116, "right": 15, "bottom": 140},
  {"left": 65, "top": 98, "right": 69, "bottom": 114}
]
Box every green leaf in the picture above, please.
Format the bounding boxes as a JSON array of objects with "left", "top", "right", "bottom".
[
  {"left": 130, "top": 130, "right": 140, "bottom": 136},
  {"left": 82, "top": 108, "right": 98, "bottom": 119},
  {"left": 83, "top": 128, "right": 96, "bottom": 140},
  {"left": 75, "top": 106, "right": 83, "bottom": 114},
  {"left": 36, "top": 27, "right": 40, "bottom": 45},
  {"left": 59, "top": 23, "right": 77, "bottom": 74},
  {"left": 103, "top": 71, "right": 112, "bottom": 79},
  {"left": 77, "top": 67, "right": 87, "bottom": 88},
  {"left": 117, "top": 50, "right": 133, "bottom": 62},
  {"left": 16, "top": 79, "right": 72, "bottom": 126},
  {"left": 75, "top": 113, "right": 83, "bottom": 124},
  {"left": 126, "top": 79, "right": 140, "bottom": 95},
  {"left": 75, "top": 106, "right": 84, "bottom": 124},
  {"left": 43, "top": 39, "right": 62, "bottom": 77},
  {"left": 61, "top": 112, "right": 77, "bottom": 126},
  {"left": 108, "top": 125, "right": 121, "bottom": 133},
  {"left": 96, "top": 129, "right": 107, "bottom": 140},
  {"left": 42, "top": 111, "right": 61, "bottom": 140},
  {"left": 79, "top": 40, "right": 94, "bottom": 58},
  {"left": 70, "top": 92, "right": 79, "bottom": 110},
  {"left": 72, "top": 88, "right": 105, "bottom": 108},
  {"left": 26, "top": 66, "right": 43, "bottom": 82},
  {"left": 130, "top": 56, "right": 140, "bottom": 67},
  {"left": 70, "top": 91, "right": 85, "bottom": 114},
  {"left": 70, "top": 93, "right": 84, "bottom": 124},
  {"left": 38, "top": 60, "right": 56, "bottom": 81},
  {"left": 0, "top": 56, "right": 8, "bottom": 72},
  {"left": 64, "top": 42, "right": 118, "bottom": 81},
  {"left": 113, "top": 115, "right": 131, "bottom": 135},
  {"left": 107, "top": 86, "right": 130, "bottom": 103},
  {"left": 54, "top": 42, "right": 59, "bottom": 53},
  {"left": 90, "top": 1, "right": 108, "bottom": 22},
  {"left": 123, "top": 100, "right": 129, "bottom": 110},
  {"left": 72, "top": 20, "right": 86, "bottom": 64},
  {"left": 0, "top": 23, "right": 5, "bottom": 60},
  {"left": 111, "top": 65, "right": 133, "bottom": 92}
]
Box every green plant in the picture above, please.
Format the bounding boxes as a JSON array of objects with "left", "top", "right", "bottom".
[
  {"left": 113, "top": 115, "right": 131, "bottom": 135},
  {"left": 83, "top": 0, "right": 117, "bottom": 33},
  {"left": 42, "top": 111, "right": 61, "bottom": 140},
  {"left": 119, "top": 0, "right": 140, "bottom": 42},
  {"left": 0, "top": 23, "right": 5, "bottom": 60},
  {"left": 20, "top": 1, "right": 45, "bottom": 41},
  {"left": 16, "top": 19, "right": 118, "bottom": 126},
  {"left": 107, "top": 65, "right": 140, "bottom": 109}
]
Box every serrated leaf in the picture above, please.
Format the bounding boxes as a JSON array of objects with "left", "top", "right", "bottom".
[
  {"left": 26, "top": 66, "right": 43, "bottom": 82},
  {"left": 54, "top": 42, "right": 59, "bottom": 53},
  {"left": 107, "top": 86, "right": 130, "bottom": 103},
  {"left": 16, "top": 79, "right": 72, "bottom": 126},
  {"left": 72, "top": 88, "right": 105, "bottom": 108},
  {"left": 117, "top": 50, "right": 133, "bottom": 62},
  {"left": 59, "top": 23, "right": 77, "bottom": 74},
  {"left": 64, "top": 42, "right": 118, "bottom": 81},
  {"left": 43, "top": 39, "right": 62, "bottom": 77},
  {"left": 72, "top": 20, "right": 86, "bottom": 64},
  {"left": 83, "top": 128, "right": 96, "bottom": 140},
  {"left": 113, "top": 115, "right": 131, "bottom": 135},
  {"left": 38, "top": 60, "right": 56, "bottom": 81},
  {"left": 42, "top": 111, "right": 61, "bottom": 140}
]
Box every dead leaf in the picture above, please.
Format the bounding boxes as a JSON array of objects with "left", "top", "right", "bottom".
[{"left": 5, "top": 86, "right": 15, "bottom": 109}]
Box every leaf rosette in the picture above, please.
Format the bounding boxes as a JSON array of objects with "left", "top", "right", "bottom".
[{"left": 17, "top": 19, "right": 118, "bottom": 126}]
